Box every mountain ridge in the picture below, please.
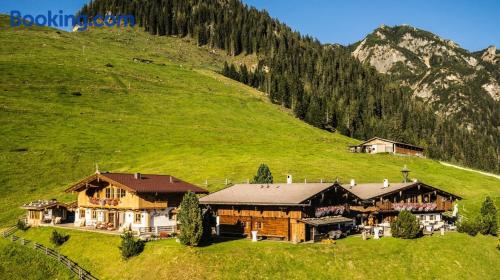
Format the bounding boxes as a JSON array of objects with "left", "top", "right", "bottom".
[{"left": 350, "top": 24, "right": 499, "bottom": 138}]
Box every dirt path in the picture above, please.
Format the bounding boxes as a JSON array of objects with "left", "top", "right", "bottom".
[{"left": 439, "top": 161, "right": 500, "bottom": 180}]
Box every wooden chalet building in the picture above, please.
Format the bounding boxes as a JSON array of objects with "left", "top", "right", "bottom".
[
  {"left": 65, "top": 171, "right": 208, "bottom": 234},
  {"left": 21, "top": 200, "right": 76, "bottom": 227},
  {"left": 199, "top": 181, "right": 357, "bottom": 242},
  {"left": 340, "top": 180, "right": 461, "bottom": 229},
  {"left": 349, "top": 137, "right": 424, "bottom": 157},
  {"left": 200, "top": 177, "right": 461, "bottom": 242}
]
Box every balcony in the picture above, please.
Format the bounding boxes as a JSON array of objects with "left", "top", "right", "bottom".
[
  {"left": 376, "top": 201, "right": 453, "bottom": 212},
  {"left": 87, "top": 197, "right": 121, "bottom": 207}
]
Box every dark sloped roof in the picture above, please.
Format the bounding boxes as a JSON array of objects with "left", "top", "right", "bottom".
[
  {"left": 65, "top": 173, "right": 208, "bottom": 194},
  {"left": 199, "top": 183, "right": 335, "bottom": 206},
  {"left": 339, "top": 182, "right": 461, "bottom": 200}
]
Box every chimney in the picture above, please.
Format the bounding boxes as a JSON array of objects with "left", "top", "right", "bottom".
[
  {"left": 383, "top": 179, "right": 389, "bottom": 188},
  {"left": 350, "top": 179, "right": 356, "bottom": 188},
  {"left": 170, "top": 176, "right": 173, "bottom": 183},
  {"left": 134, "top": 172, "right": 141, "bottom": 179},
  {"left": 286, "top": 174, "right": 292, "bottom": 184}
]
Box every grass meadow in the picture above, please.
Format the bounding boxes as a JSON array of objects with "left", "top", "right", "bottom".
[{"left": 0, "top": 15, "right": 499, "bottom": 279}]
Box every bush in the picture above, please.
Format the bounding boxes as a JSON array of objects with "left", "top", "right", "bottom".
[
  {"left": 391, "top": 211, "right": 421, "bottom": 239},
  {"left": 457, "top": 218, "right": 481, "bottom": 236},
  {"left": 178, "top": 191, "right": 203, "bottom": 246},
  {"left": 16, "top": 219, "right": 29, "bottom": 231},
  {"left": 119, "top": 231, "right": 144, "bottom": 259},
  {"left": 50, "top": 230, "right": 69, "bottom": 246}
]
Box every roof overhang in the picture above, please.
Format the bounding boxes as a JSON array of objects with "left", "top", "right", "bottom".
[
  {"left": 64, "top": 173, "right": 138, "bottom": 194},
  {"left": 300, "top": 216, "right": 354, "bottom": 226},
  {"left": 340, "top": 182, "right": 462, "bottom": 201},
  {"left": 198, "top": 201, "right": 310, "bottom": 207}
]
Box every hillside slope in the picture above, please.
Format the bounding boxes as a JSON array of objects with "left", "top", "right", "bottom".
[
  {"left": 0, "top": 15, "right": 499, "bottom": 280},
  {"left": 78, "top": 0, "right": 499, "bottom": 173},
  {"left": 0, "top": 15, "right": 498, "bottom": 226}
]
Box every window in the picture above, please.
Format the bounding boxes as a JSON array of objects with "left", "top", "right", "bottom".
[
  {"left": 80, "top": 209, "right": 85, "bottom": 218},
  {"left": 29, "top": 211, "right": 40, "bottom": 219},
  {"left": 430, "top": 215, "right": 435, "bottom": 221},
  {"left": 420, "top": 215, "right": 424, "bottom": 220},
  {"left": 119, "top": 189, "right": 126, "bottom": 198},
  {"left": 91, "top": 210, "right": 97, "bottom": 219},
  {"left": 134, "top": 213, "right": 141, "bottom": 223},
  {"left": 105, "top": 188, "right": 111, "bottom": 199},
  {"left": 255, "top": 222, "right": 264, "bottom": 230}
]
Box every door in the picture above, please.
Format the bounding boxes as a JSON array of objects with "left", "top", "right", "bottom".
[
  {"left": 118, "top": 212, "right": 124, "bottom": 227},
  {"left": 108, "top": 212, "right": 116, "bottom": 227}
]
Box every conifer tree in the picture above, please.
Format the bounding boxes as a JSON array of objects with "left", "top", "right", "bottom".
[
  {"left": 391, "top": 211, "right": 421, "bottom": 239},
  {"left": 479, "top": 196, "right": 498, "bottom": 236},
  {"left": 252, "top": 164, "right": 273, "bottom": 184},
  {"left": 178, "top": 191, "right": 204, "bottom": 246}
]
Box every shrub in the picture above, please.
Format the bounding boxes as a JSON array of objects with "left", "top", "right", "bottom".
[
  {"left": 16, "top": 219, "right": 29, "bottom": 231},
  {"left": 50, "top": 230, "right": 69, "bottom": 246},
  {"left": 119, "top": 231, "right": 145, "bottom": 259},
  {"left": 178, "top": 191, "right": 203, "bottom": 246},
  {"left": 391, "top": 210, "right": 421, "bottom": 239},
  {"left": 457, "top": 218, "right": 481, "bottom": 236}
]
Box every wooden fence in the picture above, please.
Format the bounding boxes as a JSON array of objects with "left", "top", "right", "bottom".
[{"left": 1, "top": 226, "right": 98, "bottom": 280}]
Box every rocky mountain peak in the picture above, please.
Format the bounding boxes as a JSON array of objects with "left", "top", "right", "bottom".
[
  {"left": 480, "top": 45, "right": 497, "bottom": 64},
  {"left": 350, "top": 25, "right": 499, "bottom": 128}
]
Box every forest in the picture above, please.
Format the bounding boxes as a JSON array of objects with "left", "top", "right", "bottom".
[{"left": 79, "top": 0, "right": 499, "bottom": 173}]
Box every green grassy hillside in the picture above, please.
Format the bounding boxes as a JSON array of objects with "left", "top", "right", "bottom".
[
  {"left": 0, "top": 238, "right": 75, "bottom": 279},
  {"left": 0, "top": 16, "right": 498, "bottom": 224},
  {"left": 0, "top": 15, "right": 499, "bottom": 280},
  {"left": 14, "top": 227, "right": 500, "bottom": 280}
]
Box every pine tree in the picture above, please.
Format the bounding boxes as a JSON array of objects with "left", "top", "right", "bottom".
[
  {"left": 178, "top": 191, "right": 204, "bottom": 246},
  {"left": 391, "top": 211, "right": 421, "bottom": 239},
  {"left": 119, "top": 231, "right": 145, "bottom": 259},
  {"left": 479, "top": 196, "right": 498, "bottom": 236},
  {"left": 252, "top": 164, "right": 273, "bottom": 184}
]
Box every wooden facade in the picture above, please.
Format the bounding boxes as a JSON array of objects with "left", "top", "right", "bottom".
[
  {"left": 202, "top": 180, "right": 460, "bottom": 242},
  {"left": 21, "top": 200, "right": 74, "bottom": 227},
  {"left": 64, "top": 172, "right": 207, "bottom": 233},
  {"left": 202, "top": 183, "right": 357, "bottom": 242},
  {"left": 341, "top": 182, "right": 460, "bottom": 227},
  {"left": 216, "top": 207, "right": 305, "bottom": 241}
]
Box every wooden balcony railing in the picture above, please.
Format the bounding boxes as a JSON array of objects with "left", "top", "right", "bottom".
[{"left": 376, "top": 201, "right": 453, "bottom": 212}]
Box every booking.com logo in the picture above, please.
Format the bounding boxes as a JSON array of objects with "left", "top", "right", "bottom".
[{"left": 10, "top": 10, "right": 135, "bottom": 31}]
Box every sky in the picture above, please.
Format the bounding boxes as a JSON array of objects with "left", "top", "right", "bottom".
[{"left": 1, "top": 0, "right": 498, "bottom": 51}]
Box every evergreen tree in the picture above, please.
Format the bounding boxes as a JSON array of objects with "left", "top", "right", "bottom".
[
  {"left": 252, "top": 164, "right": 273, "bottom": 184},
  {"left": 391, "top": 211, "right": 421, "bottom": 239},
  {"left": 119, "top": 231, "right": 145, "bottom": 259},
  {"left": 479, "top": 196, "right": 498, "bottom": 236},
  {"left": 178, "top": 191, "right": 204, "bottom": 246}
]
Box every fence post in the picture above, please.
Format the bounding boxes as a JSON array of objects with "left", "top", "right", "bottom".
[{"left": 45, "top": 246, "right": 48, "bottom": 255}]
